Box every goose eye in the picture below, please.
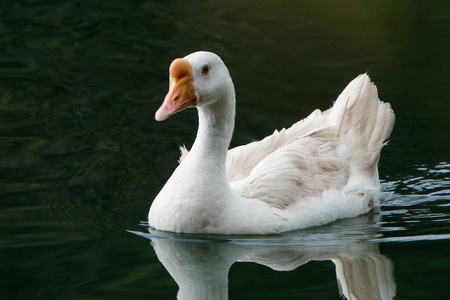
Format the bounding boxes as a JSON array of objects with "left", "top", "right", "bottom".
[{"left": 201, "top": 65, "right": 210, "bottom": 76}]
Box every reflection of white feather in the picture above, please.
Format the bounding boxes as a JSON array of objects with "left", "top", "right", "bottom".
[
  {"left": 146, "top": 216, "right": 396, "bottom": 300},
  {"left": 333, "top": 254, "right": 396, "bottom": 300},
  {"left": 150, "top": 52, "right": 395, "bottom": 234}
]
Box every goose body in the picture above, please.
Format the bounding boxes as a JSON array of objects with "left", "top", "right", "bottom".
[{"left": 149, "top": 51, "right": 395, "bottom": 235}]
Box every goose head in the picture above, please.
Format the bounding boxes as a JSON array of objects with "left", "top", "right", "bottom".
[{"left": 155, "top": 51, "right": 233, "bottom": 121}]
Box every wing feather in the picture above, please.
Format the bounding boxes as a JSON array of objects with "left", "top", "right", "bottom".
[
  {"left": 226, "top": 109, "right": 331, "bottom": 182},
  {"left": 230, "top": 127, "right": 350, "bottom": 210}
]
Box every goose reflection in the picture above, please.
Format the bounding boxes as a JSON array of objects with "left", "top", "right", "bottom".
[{"left": 134, "top": 214, "right": 396, "bottom": 300}]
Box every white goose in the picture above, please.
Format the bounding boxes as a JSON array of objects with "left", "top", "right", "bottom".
[{"left": 149, "top": 51, "right": 395, "bottom": 235}]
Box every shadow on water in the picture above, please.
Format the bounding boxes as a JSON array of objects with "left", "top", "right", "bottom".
[{"left": 131, "top": 213, "right": 396, "bottom": 300}]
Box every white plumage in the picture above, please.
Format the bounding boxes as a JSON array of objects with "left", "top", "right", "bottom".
[{"left": 149, "top": 51, "right": 395, "bottom": 234}]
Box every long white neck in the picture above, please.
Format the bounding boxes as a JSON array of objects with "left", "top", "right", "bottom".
[
  {"left": 149, "top": 74, "right": 238, "bottom": 233},
  {"left": 186, "top": 83, "right": 236, "bottom": 185}
]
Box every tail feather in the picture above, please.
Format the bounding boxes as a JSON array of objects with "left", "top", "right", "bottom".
[{"left": 329, "top": 74, "right": 395, "bottom": 184}]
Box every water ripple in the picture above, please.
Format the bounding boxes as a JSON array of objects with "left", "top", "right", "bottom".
[{"left": 382, "top": 161, "right": 450, "bottom": 206}]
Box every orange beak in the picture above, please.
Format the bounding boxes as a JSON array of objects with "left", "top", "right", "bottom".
[{"left": 155, "top": 58, "right": 198, "bottom": 121}]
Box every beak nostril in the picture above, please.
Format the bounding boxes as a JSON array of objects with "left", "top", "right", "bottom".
[{"left": 173, "top": 95, "right": 180, "bottom": 102}]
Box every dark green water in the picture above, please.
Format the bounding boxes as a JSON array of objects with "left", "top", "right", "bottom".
[{"left": 1, "top": 0, "right": 450, "bottom": 299}]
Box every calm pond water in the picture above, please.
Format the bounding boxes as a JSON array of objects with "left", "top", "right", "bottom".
[{"left": 1, "top": 0, "right": 450, "bottom": 299}]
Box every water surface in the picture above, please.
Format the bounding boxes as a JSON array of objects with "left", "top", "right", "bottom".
[{"left": 1, "top": 0, "right": 450, "bottom": 299}]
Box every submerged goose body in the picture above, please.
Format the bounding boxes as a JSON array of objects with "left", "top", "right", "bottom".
[{"left": 149, "top": 51, "right": 395, "bottom": 235}]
